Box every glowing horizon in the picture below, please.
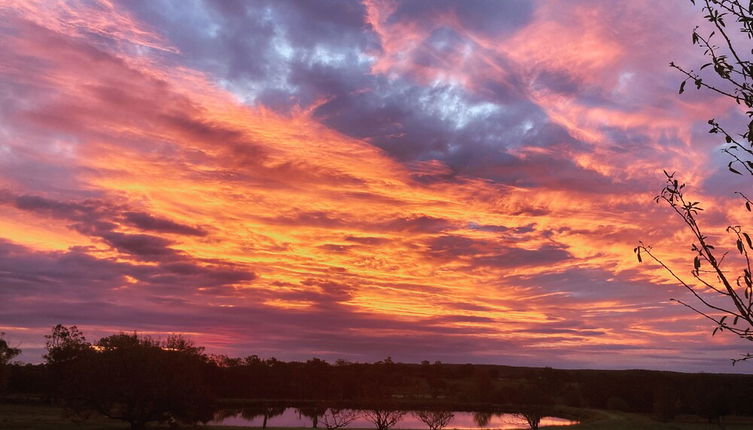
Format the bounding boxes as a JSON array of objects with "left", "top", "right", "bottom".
[{"left": 1, "top": 0, "right": 751, "bottom": 373}]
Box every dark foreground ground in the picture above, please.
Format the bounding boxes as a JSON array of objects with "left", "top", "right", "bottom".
[{"left": 3, "top": 403, "right": 753, "bottom": 430}]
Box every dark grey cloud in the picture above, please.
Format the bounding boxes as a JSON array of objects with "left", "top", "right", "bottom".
[
  {"left": 258, "top": 211, "right": 456, "bottom": 234},
  {"left": 426, "top": 234, "right": 572, "bottom": 268},
  {"left": 376, "top": 214, "right": 456, "bottom": 233},
  {"left": 386, "top": 0, "right": 534, "bottom": 38},
  {"left": 0, "top": 193, "right": 256, "bottom": 289},
  {"left": 0, "top": 239, "right": 253, "bottom": 301},
  {"left": 99, "top": 231, "right": 179, "bottom": 261},
  {"left": 344, "top": 236, "right": 389, "bottom": 245},
  {"left": 122, "top": 211, "right": 207, "bottom": 236},
  {"left": 127, "top": 0, "right": 375, "bottom": 108},
  {"left": 504, "top": 267, "right": 674, "bottom": 301},
  {"left": 0, "top": 241, "right": 125, "bottom": 300},
  {"left": 1, "top": 191, "right": 206, "bottom": 239},
  {"left": 119, "top": 0, "right": 631, "bottom": 193}
]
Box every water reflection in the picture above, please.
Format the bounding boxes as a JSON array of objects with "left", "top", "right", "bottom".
[
  {"left": 211, "top": 407, "right": 576, "bottom": 429},
  {"left": 472, "top": 412, "right": 491, "bottom": 427}
]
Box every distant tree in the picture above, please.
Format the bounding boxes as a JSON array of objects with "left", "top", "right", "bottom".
[
  {"left": 45, "top": 326, "right": 215, "bottom": 429},
  {"left": 44, "top": 324, "right": 90, "bottom": 364},
  {"left": 44, "top": 324, "right": 94, "bottom": 412},
  {"left": 321, "top": 408, "right": 360, "bottom": 430},
  {"left": 363, "top": 408, "right": 406, "bottom": 430},
  {"left": 636, "top": 0, "right": 753, "bottom": 363},
  {"left": 413, "top": 410, "right": 454, "bottom": 430},
  {"left": 0, "top": 332, "right": 21, "bottom": 392},
  {"left": 515, "top": 409, "right": 543, "bottom": 430},
  {"left": 513, "top": 383, "right": 555, "bottom": 430},
  {"left": 0, "top": 333, "right": 21, "bottom": 365}
]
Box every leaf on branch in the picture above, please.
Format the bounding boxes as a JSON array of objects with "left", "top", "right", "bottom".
[
  {"left": 680, "top": 80, "right": 687, "bottom": 94},
  {"left": 634, "top": 247, "right": 642, "bottom": 263}
]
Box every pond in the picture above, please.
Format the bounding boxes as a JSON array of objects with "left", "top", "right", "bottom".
[{"left": 211, "top": 407, "right": 577, "bottom": 429}]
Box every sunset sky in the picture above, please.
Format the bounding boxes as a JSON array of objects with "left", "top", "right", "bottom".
[{"left": 1, "top": 0, "right": 752, "bottom": 373}]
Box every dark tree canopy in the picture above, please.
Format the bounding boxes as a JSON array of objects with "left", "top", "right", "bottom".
[
  {"left": 45, "top": 325, "right": 215, "bottom": 429},
  {"left": 321, "top": 408, "right": 360, "bottom": 430},
  {"left": 0, "top": 332, "right": 21, "bottom": 392},
  {"left": 413, "top": 410, "right": 454, "bottom": 430},
  {"left": 363, "top": 409, "right": 406, "bottom": 430}
]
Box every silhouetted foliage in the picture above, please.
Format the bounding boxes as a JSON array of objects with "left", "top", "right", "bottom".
[
  {"left": 0, "top": 332, "right": 21, "bottom": 392},
  {"left": 472, "top": 411, "right": 492, "bottom": 427},
  {"left": 223, "top": 404, "right": 286, "bottom": 428},
  {"left": 363, "top": 408, "right": 406, "bottom": 430},
  {"left": 321, "top": 408, "right": 360, "bottom": 430},
  {"left": 637, "top": 0, "right": 753, "bottom": 363},
  {"left": 45, "top": 324, "right": 90, "bottom": 364},
  {"left": 513, "top": 383, "right": 554, "bottom": 430},
  {"left": 44, "top": 324, "right": 94, "bottom": 413},
  {"left": 413, "top": 410, "right": 454, "bottom": 430},
  {"left": 298, "top": 405, "right": 327, "bottom": 428},
  {"left": 232, "top": 405, "right": 286, "bottom": 428},
  {"left": 2, "top": 333, "right": 751, "bottom": 424},
  {"left": 44, "top": 325, "right": 215, "bottom": 429}
]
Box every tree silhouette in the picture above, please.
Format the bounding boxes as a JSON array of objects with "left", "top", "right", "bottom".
[
  {"left": 44, "top": 326, "right": 215, "bottom": 429},
  {"left": 44, "top": 324, "right": 90, "bottom": 364},
  {"left": 44, "top": 324, "right": 94, "bottom": 413},
  {"left": 321, "top": 408, "right": 360, "bottom": 430},
  {"left": 363, "top": 408, "right": 406, "bottom": 430},
  {"left": 513, "top": 382, "right": 554, "bottom": 430},
  {"left": 413, "top": 410, "right": 454, "bottom": 430},
  {"left": 0, "top": 332, "right": 21, "bottom": 392},
  {"left": 298, "top": 405, "right": 327, "bottom": 428},
  {"left": 235, "top": 405, "right": 286, "bottom": 428},
  {"left": 636, "top": 0, "right": 753, "bottom": 363}
]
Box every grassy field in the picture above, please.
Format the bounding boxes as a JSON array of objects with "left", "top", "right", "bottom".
[
  {"left": 2, "top": 402, "right": 752, "bottom": 430},
  {"left": 558, "top": 408, "right": 753, "bottom": 430}
]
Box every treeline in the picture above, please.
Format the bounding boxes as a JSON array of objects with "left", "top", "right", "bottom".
[
  {"left": 3, "top": 326, "right": 753, "bottom": 426},
  {"left": 141, "top": 354, "right": 753, "bottom": 421}
]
